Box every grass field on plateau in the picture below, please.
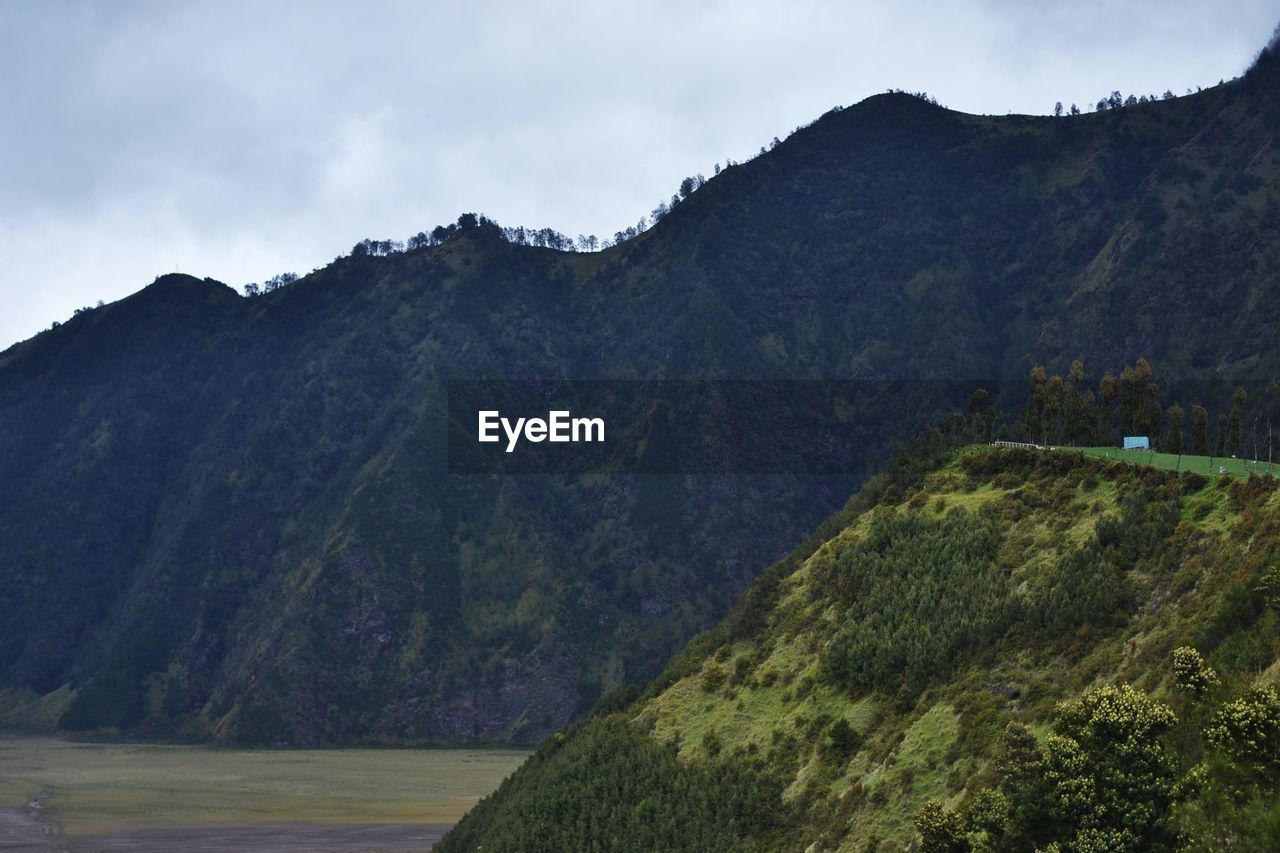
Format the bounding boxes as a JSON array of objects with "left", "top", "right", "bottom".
[{"left": 1075, "top": 446, "right": 1279, "bottom": 478}]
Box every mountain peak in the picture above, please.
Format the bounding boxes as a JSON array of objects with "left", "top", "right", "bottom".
[{"left": 142, "top": 272, "right": 234, "bottom": 295}]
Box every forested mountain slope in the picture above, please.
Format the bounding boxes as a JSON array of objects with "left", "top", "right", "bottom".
[
  {"left": 442, "top": 441, "right": 1280, "bottom": 851},
  {"left": 1, "top": 33, "right": 1279, "bottom": 745}
]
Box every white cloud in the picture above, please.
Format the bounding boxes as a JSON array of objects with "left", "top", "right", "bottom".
[{"left": 1, "top": 0, "right": 1276, "bottom": 347}]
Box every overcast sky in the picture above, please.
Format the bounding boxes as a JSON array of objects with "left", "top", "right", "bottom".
[{"left": 2, "top": 1, "right": 1277, "bottom": 349}]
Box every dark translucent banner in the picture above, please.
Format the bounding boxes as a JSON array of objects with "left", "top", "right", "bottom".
[{"left": 446, "top": 379, "right": 983, "bottom": 474}]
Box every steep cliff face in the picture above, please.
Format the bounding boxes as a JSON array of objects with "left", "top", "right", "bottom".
[{"left": 3, "top": 36, "right": 1280, "bottom": 745}]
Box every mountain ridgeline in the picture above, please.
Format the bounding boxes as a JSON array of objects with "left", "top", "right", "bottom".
[{"left": 2, "top": 35, "right": 1280, "bottom": 747}]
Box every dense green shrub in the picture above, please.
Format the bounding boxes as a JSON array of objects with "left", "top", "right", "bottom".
[
  {"left": 926, "top": 685, "right": 1179, "bottom": 852},
  {"left": 1027, "top": 487, "right": 1180, "bottom": 636},
  {"left": 438, "top": 716, "right": 786, "bottom": 852},
  {"left": 1171, "top": 646, "right": 1219, "bottom": 696},
  {"left": 824, "top": 510, "right": 1010, "bottom": 695},
  {"left": 1204, "top": 687, "right": 1280, "bottom": 780}
]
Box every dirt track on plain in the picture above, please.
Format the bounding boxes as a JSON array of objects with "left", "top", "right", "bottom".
[{"left": 0, "top": 808, "right": 52, "bottom": 851}]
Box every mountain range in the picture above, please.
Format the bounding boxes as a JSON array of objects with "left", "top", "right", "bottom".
[{"left": 1, "top": 29, "right": 1279, "bottom": 749}]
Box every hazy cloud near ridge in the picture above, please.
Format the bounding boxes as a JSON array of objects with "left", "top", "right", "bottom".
[{"left": 1, "top": 0, "right": 1277, "bottom": 348}]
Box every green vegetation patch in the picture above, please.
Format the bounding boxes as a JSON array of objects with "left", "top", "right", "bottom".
[
  {"left": 439, "top": 717, "right": 784, "bottom": 852},
  {"left": 823, "top": 510, "right": 1011, "bottom": 697},
  {"left": 441, "top": 436, "right": 1280, "bottom": 850}
]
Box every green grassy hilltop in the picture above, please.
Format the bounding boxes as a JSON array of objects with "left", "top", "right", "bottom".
[{"left": 443, "top": 444, "right": 1280, "bottom": 851}]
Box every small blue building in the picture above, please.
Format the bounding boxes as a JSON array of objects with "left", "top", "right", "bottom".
[{"left": 1123, "top": 436, "right": 1150, "bottom": 450}]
